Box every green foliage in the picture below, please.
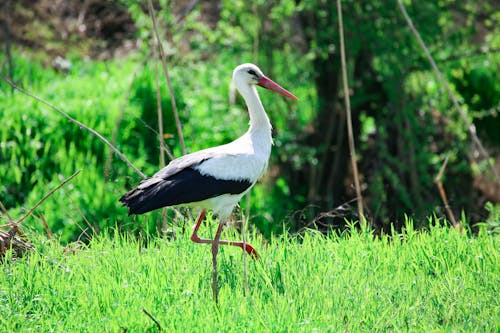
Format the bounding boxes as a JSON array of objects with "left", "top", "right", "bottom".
[
  {"left": 1, "top": 0, "right": 499, "bottom": 240},
  {"left": 287, "top": 0, "right": 500, "bottom": 229},
  {"left": 453, "top": 59, "right": 500, "bottom": 145},
  {"left": 0, "top": 225, "right": 498, "bottom": 331},
  {"left": 476, "top": 202, "right": 500, "bottom": 235}
]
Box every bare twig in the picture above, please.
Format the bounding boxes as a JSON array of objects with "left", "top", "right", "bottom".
[
  {"left": 0, "top": 200, "right": 14, "bottom": 224},
  {"left": 37, "top": 214, "right": 54, "bottom": 239},
  {"left": 16, "top": 170, "right": 81, "bottom": 225},
  {"left": 397, "top": 0, "right": 499, "bottom": 183},
  {"left": 147, "top": 0, "right": 186, "bottom": 155},
  {"left": 435, "top": 155, "right": 462, "bottom": 232},
  {"left": 337, "top": 0, "right": 365, "bottom": 226},
  {"left": 142, "top": 307, "right": 162, "bottom": 331},
  {"left": 154, "top": 47, "right": 167, "bottom": 168},
  {"left": 297, "top": 199, "right": 356, "bottom": 233},
  {"left": 2, "top": 78, "right": 147, "bottom": 179},
  {"left": 38, "top": 181, "right": 93, "bottom": 240},
  {"left": 153, "top": 43, "right": 169, "bottom": 233},
  {"left": 1, "top": 170, "right": 80, "bottom": 258}
]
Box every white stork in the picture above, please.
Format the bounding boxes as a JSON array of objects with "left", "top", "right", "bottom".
[{"left": 120, "top": 63, "right": 298, "bottom": 259}]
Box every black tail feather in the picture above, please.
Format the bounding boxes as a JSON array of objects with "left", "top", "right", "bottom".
[
  {"left": 119, "top": 189, "right": 149, "bottom": 215},
  {"left": 119, "top": 168, "right": 252, "bottom": 215}
]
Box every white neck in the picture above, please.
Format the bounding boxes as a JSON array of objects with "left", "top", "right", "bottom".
[
  {"left": 235, "top": 80, "right": 272, "bottom": 134},
  {"left": 234, "top": 80, "right": 273, "bottom": 160}
]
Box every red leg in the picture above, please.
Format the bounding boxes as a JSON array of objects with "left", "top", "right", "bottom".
[
  {"left": 190, "top": 209, "right": 209, "bottom": 243},
  {"left": 190, "top": 209, "right": 259, "bottom": 259}
]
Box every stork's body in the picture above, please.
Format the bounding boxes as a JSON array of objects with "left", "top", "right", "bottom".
[{"left": 120, "top": 63, "right": 297, "bottom": 259}]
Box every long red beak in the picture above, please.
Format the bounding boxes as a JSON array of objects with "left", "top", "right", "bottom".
[{"left": 257, "top": 76, "right": 298, "bottom": 100}]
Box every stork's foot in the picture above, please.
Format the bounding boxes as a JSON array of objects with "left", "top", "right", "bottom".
[{"left": 242, "top": 243, "right": 259, "bottom": 259}]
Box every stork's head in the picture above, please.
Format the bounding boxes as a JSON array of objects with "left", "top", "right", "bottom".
[{"left": 233, "top": 63, "right": 298, "bottom": 100}]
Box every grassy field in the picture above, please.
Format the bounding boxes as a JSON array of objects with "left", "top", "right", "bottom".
[{"left": 0, "top": 223, "right": 498, "bottom": 332}]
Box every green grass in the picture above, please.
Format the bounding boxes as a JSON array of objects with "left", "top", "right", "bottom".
[{"left": 1, "top": 223, "right": 498, "bottom": 332}]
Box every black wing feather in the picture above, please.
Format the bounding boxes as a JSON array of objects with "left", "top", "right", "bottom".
[{"left": 119, "top": 168, "right": 252, "bottom": 215}]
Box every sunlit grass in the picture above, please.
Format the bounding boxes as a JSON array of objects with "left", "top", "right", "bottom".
[{"left": 1, "top": 224, "right": 498, "bottom": 332}]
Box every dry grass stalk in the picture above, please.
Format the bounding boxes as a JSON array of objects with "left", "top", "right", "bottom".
[
  {"left": 37, "top": 214, "right": 54, "bottom": 239},
  {"left": 336, "top": 0, "right": 365, "bottom": 226},
  {"left": 147, "top": 0, "right": 186, "bottom": 155},
  {"left": 16, "top": 170, "right": 81, "bottom": 225},
  {"left": 435, "top": 155, "right": 463, "bottom": 232},
  {"left": 153, "top": 43, "right": 170, "bottom": 233}
]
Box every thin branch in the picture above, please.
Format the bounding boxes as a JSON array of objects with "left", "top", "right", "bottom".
[
  {"left": 38, "top": 180, "right": 93, "bottom": 239},
  {"left": 434, "top": 154, "right": 462, "bottom": 232},
  {"left": 337, "top": 0, "right": 365, "bottom": 226},
  {"left": 2, "top": 78, "right": 147, "bottom": 179},
  {"left": 36, "top": 213, "right": 54, "bottom": 239},
  {"left": 147, "top": 0, "right": 186, "bottom": 156},
  {"left": 16, "top": 170, "right": 81, "bottom": 225},
  {"left": 153, "top": 44, "right": 169, "bottom": 233},
  {"left": 0, "top": 228, "right": 33, "bottom": 258},
  {"left": 154, "top": 46, "right": 166, "bottom": 168},
  {"left": 0, "top": 200, "right": 14, "bottom": 224},
  {"left": 142, "top": 307, "right": 162, "bottom": 331},
  {"left": 397, "top": 0, "right": 499, "bottom": 183},
  {"left": 299, "top": 199, "right": 356, "bottom": 233}
]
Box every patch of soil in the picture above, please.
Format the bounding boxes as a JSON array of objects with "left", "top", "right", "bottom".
[{"left": 1, "top": 0, "right": 137, "bottom": 59}]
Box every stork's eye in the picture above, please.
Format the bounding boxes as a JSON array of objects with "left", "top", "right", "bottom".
[{"left": 247, "top": 69, "right": 257, "bottom": 76}]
